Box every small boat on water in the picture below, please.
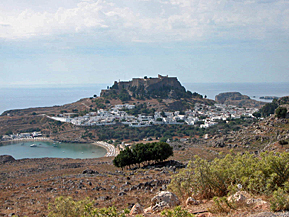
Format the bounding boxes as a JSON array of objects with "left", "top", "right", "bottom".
[
  {"left": 30, "top": 144, "right": 37, "bottom": 147},
  {"left": 21, "top": 143, "right": 24, "bottom": 146}
]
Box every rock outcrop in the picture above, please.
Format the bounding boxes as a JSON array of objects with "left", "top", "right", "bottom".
[
  {"left": 129, "top": 203, "right": 143, "bottom": 215},
  {"left": 215, "top": 92, "right": 266, "bottom": 108},
  {"left": 227, "top": 191, "right": 269, "bottom": 210},
  {"left": 150, "top": 191, "right": 180, "bottom": 213}
]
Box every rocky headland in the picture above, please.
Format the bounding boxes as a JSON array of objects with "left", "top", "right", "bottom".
[{"left": 215, "top": 92, "right": 266, "bottom": 108}]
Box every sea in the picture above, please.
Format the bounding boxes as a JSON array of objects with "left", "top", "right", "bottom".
[
  {"left": 0, "top": 82, "right": 288, "bottom": 159},
  {"left": 1, "top": 82, "right": 289, "bottom": 115}
]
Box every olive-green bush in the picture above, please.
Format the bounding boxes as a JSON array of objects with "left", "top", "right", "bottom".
[
  {"left": 48, "top": 196, "right": 129, "bottom": 217},
  {"left": 169, "top": 152, "right": 289, "bottom": 200},
  {"left": 161, "top": 206, "right": 195, "bottom": 217}
]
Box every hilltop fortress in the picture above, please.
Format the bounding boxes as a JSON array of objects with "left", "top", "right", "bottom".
[{"left": 100, "top": 75, "right": 187, "bottom": 99}]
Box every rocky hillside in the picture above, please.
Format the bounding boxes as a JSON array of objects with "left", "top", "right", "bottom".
[
  {"left": 100, "top": 74, "right": 201, "bottom": 100},
  {"left": 0, "top": 98, "right": 289, "bottom": 216}
]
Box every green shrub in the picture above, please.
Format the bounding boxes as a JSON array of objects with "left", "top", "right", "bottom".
[
  {"left": 270, "top": 188, "right": 289, "bottom": 212},
  {"left": 168, "top": 152, "right": 289, "bottom": 200},
  {"left": 48, "top": 196, "right": 129, "bottom": 217},
  {"left": 276, "top": 107, "right": 287, "bottom": 118},
  {"left": 161, "top": 206, "right": 195, "bottom": 217},
  {"left": 208, "top": 197, "right": 235, "bottom": 214}
]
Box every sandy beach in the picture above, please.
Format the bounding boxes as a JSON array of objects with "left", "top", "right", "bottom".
[{"left": 92, "top": 141, "right": 118, "bottom": 157}]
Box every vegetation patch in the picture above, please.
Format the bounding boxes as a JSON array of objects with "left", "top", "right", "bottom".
[
  {"left": 169, "top": 152, "right": 289, "bottom": 200},
  {"left": 113, "top": 142, "right": 173, "bottom": 169},
  {"left": 48, "top": 196, "right": 129, "bottom": 217}
]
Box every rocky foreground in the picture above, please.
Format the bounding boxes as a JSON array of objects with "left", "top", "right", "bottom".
[
  {"left": 1, "top": 154, "right": 289, "bottom": 217},
  {"left": 0, "top": 156, "right": 183, "bottom": 217},
  {"left": 0, "top": 97, "right": 288, "bottom": 216}
]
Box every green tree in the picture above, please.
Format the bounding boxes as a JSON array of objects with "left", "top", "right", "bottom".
[
  {"left": 258, "top": 99, "right": 278, "bottom": 117},
  {"left": 253, "top": 111, "right": 261, "bottom": 118},
  {"left": 276, "top": 107, "right": 287, "bottom": 118},
  {"left": 113, "top": 142, "right": 173, "bottom": 168},
  {"left": 113, "top": 146, "right": 135, "bottom": 169}
]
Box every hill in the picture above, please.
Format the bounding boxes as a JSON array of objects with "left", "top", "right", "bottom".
[
  {"left": 0, "top": 106, "right": 289, "bottom": 216},
  {"left": 100, "top": 74, "right": 200, "bottom": 100},
  {"left": 215, "top": 92, "right": 266, "bottom": 108}
]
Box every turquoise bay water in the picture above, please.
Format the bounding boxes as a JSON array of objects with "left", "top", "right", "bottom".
[{"left": 0, "top": 141, "right": 107, "bottom": 159}]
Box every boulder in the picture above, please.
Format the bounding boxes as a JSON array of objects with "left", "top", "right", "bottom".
[
  {"left": 0, "top": 155, "right": 15, "bottom": 164},
  {"left": 227, "top": 191, "right": 249, "bottom": 203},
  {"left": 144, "top": 207, "right": 153, "bottom": 215},
  {"left": 247, "top": 198, "right": 269, "bottom": 211},
  {"left": 228, "top": 191, "right": 269, "bottom": 211},
  {"left": 186, "top": 197, "right": 199, "bottom": 206},
  {"left": 151, "top": 191, "right": 180, "bottom": 213},
  {"left": 129, "top": 203, "right": 143, "bottom": 215}
]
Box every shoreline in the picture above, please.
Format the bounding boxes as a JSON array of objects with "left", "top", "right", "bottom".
[
  {"left": 0, "top": 137, "right": 118, "bottom": 158},
  {"left": 92, "top": 141, "right": 118, "bottom": 157},
  {"left": 0, "top": 137, "right": 53, "bottom": 145}
]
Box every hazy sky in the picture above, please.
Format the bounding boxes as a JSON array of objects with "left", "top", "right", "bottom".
[{"left": 1, "top": 0, "right": 289, "bottom": 87}]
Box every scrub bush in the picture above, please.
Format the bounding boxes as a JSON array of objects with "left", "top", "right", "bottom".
[
  {"left": 48, "top": 196, "right": 129, "bottom": 217},
  {"left": 270, "top": 188, "right": 289, "bottom": 212},
  {"left": 168, "top": 152, "right": 289, "bottom": 200},
  {"left": 161, "top": 206, "right": 195, "bottom": 217}
]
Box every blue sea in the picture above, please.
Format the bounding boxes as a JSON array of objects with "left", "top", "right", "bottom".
[
  {"left": 0, "top": 84, "right": 108, "bottom": 115},
  {"left": 1, "top": 82, "right": 289, "bottom": 114}
]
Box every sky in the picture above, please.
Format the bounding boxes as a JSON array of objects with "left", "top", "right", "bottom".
[{"left": 1, "top": 0, "right": 289, "bottom": 87}]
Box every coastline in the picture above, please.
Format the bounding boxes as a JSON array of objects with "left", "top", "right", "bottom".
[
  {"left": 92, "top": 141, "right": 118, "bottom": 157},
  {"left": 0, "top": 138, "right": 118, "bottom": 158},
  {"left": 0, "top": 137, "right": 53, "bottom": 145}
]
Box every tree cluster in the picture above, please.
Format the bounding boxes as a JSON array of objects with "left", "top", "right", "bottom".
[
  {"left": 253, "top": 99, "right": 278, "bottom": 118},
  {"left": 276, "top": 107, "right": 287, "bottom": 118},
  {"left": 113, "top": 142, "right": 173, "bottom": 168}
]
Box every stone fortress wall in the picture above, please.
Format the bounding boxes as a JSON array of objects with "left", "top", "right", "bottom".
[{"left": 100, "top": 74, "right": 183, "bottom": 97}]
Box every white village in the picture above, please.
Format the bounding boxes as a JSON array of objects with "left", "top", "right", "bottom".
[{"left": 48, "top": 103, "right": 258, "bottom": 128}]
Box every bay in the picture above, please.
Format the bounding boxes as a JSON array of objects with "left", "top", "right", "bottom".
[{"left": 0, "top": 141, "right": 107, "bottom": 159}]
